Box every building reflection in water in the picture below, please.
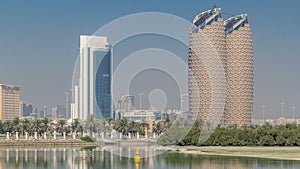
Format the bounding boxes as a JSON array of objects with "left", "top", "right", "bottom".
[{"left": 0, "top": 148, "right": 300, "bottom": 169}]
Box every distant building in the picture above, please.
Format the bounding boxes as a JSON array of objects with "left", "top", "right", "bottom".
[
  {"left": 65, "top": 91, "right": 71, "bottom": 119},
  {"left": 31, "top": 107, "right": 38, "bottom": 119},
  {"left": 253, "top": 117, "right": 300, "bottom": 126},
  {"left": 113, "top": 110, "right": 122, "bottom": 120},
  {"left": 21, "top": 102, "right": 33, "bottom": 117},
  {"left": 0, "top": 84, "right": 21, "bottom": 121},
  {"left": 118, "top": 95, "right": 135, "bottom": 113},
  {"left": 71, "top": 85, "right": 79, "bottom": 119},
  {"left": 52, "top": 106, "right": 67, "bottom": 119},
  {"left": 39, "top": 106, "right": 48, "bottom": 118},
  {"left": 123, "top": 110, "right": 156, "bottom": 122},
  {"left": 161, "top": 109, "right": 182, "bottom": 121}
]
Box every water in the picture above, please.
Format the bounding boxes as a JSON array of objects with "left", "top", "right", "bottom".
[{"left": 1, "top": 147, "right": 300, "bottom": 169}]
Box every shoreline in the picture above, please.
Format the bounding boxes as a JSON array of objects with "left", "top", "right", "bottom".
[
  {"left": 0, "top": 139, "right": 98, "bottom": 147},
  {"left": 0, "top": 140, "right": 299, "bottom": 161},
  {"left": 163, "top": 146, "right": 300, "bottom": 161}
]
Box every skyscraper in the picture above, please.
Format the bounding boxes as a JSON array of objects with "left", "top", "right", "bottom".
[
  {"left": 52, "top": 105, "right": 67, "bottom": 118},
  {"left": 71, "top": 85, "right": 79, "bottom": 119},
  {"left": 189, "top": 7, "right": 254, "bottom": 126},
  {"left": 189, "top": 7, "right": 227, "bottom": 124},
  {"left": 224, "top": 14, "right": 254, "bottom": 125},
  {"left": 94, "top": 43, "right": 112, "bottom": 119},
  {"left": 118, "top": 95, "right": 135, "bottom": 113},
  {"left": 65, "top": 91, "right": 70, "bottom": 119},
  {"left": 78, "top": 35, "right": 112, "bottom": 120},
  {"left": 0, "top": 84, "right": 21, "bottom": 121}
]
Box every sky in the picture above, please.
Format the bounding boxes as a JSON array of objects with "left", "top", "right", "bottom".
[{"left": 0, "top": 0, "right": 299, "bottom": 119}]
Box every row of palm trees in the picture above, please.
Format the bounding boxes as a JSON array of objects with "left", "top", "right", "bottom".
[
  {"left": 0, "top": 117, "right": 84, "bottom": 138},
  {"left": 113, "top": 118, "right": 172, "bottom": 137},
  {"left": 0, "top": 115, "right": 173, "bottom": 139},
  {"left": 113, "top": 118, "right": 149, "bottom": 136}
]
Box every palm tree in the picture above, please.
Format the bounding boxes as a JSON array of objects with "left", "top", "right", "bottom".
[
  {"left": 78, "top": 124, "right": 84, "bottom": 137},
  {"left": 0, "top": 120, "right": 4, "bottom": 134},
  {"left": 103, "top": 120, "right": 111, "bottom": 136},
  {"left": 41, "top": 118, "right": 50, "bottom": 134},
  {"left": 12, "top": 117, "right": 21, "bottom": 136},
  {"left": 21, "top": 119, "right": 31, "bottom": 136},
  {"left": 94, "top": 119, "right": 103, "bottom": 135},
  {"left": 164, "top": 118, "right": 172, "bottom": 130},
  {"left": 106, "top": 118, "right": 113, "bottom": 127},
  {"left": 71, "top": 119, "right": 80, "bottom": 135},
  {"left": 114, "top": 118, "right": 129, "bottom": 135},
  {"left": 3, "top": 120, "right": 12, "bottom": 135},
  {"left": 85, "top": 115, "right": 99, "bottom": 136},
  {"left": 57, "top": 119, "right": 67, "bottom": 136},
  {"left": 153, "top": 121, "right": 164, "bottom": 135},
  {"left": 128, "top": 121, "right": 139, "bottom": 136},
  {"left": 31, "top": 119, "right": 43, "bottom": 137},
  {"left": 140, "top": 122, "right": 149, "bottom": 135}
]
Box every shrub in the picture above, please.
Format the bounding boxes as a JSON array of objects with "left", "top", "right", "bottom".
[{"left": 80, "top": 136, "right": 95, "bottom": 142}]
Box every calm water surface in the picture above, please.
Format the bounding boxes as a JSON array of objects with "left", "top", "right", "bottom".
[{"left": 0, "top": 148, "right": 299, "bottom": 169}]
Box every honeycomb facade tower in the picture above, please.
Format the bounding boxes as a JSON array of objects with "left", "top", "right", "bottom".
[
  {"left": 189, "top": 7, "right": 227, "bottom": 124},
  {"left": 224, "top": 14, "right": 254, "bottom": 125}
]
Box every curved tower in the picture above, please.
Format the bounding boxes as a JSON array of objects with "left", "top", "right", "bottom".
[
  {"left": 189, "top": 7, "right": 227, "bottom": 124},
  {"left": 225, "top": 14, "right": 254, "bottom": 125}
]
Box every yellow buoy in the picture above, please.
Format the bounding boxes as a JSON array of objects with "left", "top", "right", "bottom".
[{"left": 134, "top": 147, "right": 141, "bottom": 169}]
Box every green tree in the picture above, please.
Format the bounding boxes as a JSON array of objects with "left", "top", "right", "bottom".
[
  {"left": 113, "top": 118, "right": 129, "bottom": 135},
  {"left": 57, "top": 119, "right": 67, "bottom": 136},
  {"left": 153, "top": 121, "right": 164, "bottom": 135}
]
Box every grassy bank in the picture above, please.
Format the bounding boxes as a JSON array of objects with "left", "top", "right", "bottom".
[{"left": 166, "top": 146, "right": 300, "bottom": 161}]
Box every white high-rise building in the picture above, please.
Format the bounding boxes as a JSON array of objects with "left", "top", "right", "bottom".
[
  {"left": 71, "top": 85, "right": 79, "bottom": 119},
  {"left": 78, "top": 35, "right": 111, "bottom": 120}
]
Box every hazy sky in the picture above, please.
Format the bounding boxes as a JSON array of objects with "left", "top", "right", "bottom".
[{"left": 0, "top": 0, "right": 299, "bottom": 119}]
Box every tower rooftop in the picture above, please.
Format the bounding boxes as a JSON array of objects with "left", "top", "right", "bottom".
[
  {"left": 193, "top": 7, "right": 222, "bottom": 29},
  {"left": 224, "top": 14, "right": 248, "bottom": 34}
]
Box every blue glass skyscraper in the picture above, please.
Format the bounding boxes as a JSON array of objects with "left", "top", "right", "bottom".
[{"left": 95, "top": 48, "right": 112, "bottom": 119}]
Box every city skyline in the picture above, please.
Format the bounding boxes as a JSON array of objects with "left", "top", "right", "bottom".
[{"left": 0, "top": 1, "right": 299, "bottom": 119}]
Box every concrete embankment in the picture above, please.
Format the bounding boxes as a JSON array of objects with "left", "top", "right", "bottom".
[{"left": 0, "top": 139, "right": 98, "bottom": 147}]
